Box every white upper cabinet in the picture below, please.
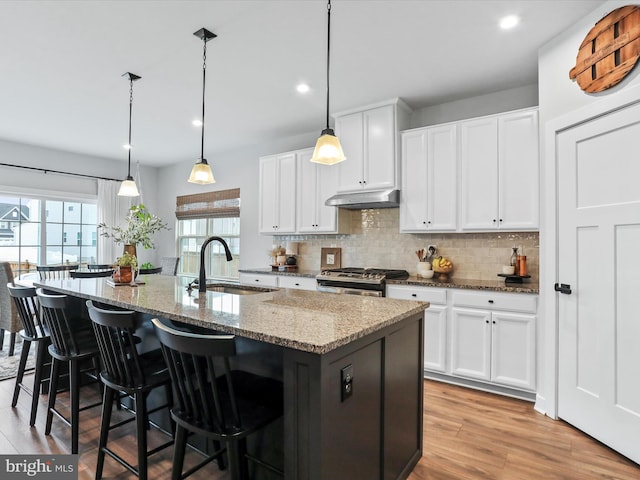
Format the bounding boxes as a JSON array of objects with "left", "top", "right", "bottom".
[
  {"left": 296, "top": 148, "right": 345, "bottom": 233},
  {"left": 498, "top": 109, "right": 540, "bottom": 231},
  {"left": 400, "top": 124, "right": 458, "bottom": 232},
  {"left": 335, "top": 99, "right": 411, "bottom": 193},
  {"left": 258, "top": 152, "right": 297, "bottom": 234},
  {"left": 460, "top": 108, "right": 539, "bottom": 231}
]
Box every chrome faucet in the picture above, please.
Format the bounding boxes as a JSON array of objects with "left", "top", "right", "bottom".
[{"left": 198, "top": 236, "right": 233, "bottom": 293}]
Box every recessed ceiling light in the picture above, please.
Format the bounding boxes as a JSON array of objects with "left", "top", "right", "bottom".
[
  {"left": 296, "top": 83, "right": 310, "bottom": 94},
  {"left": 192, "top": 119, "right": 203, "bottom": 127},
  {"left": 499, "top": 15, "right": 519, "bottom": 30}
]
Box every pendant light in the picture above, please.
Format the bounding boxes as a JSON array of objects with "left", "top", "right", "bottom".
[
  {"left": 311, "top": 0, "right": 346, "bottom": 165},
  {"left": 118, "top": 72, "right": 141, "bottom": 196},
  {"left": 188, "top": 28, "right": 217, "bottom": 184}
]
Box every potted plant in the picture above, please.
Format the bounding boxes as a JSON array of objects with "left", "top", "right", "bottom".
[
  {"left": 98, "top": 204, "right": 169, "bottom": 257},
  {"left": 112, "top": 251, "right": 138, "bottom": 283}
]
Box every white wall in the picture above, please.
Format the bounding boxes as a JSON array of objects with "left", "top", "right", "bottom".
[
  {"left": 0, "top": 138, "right": 160, "bottom": 265},
  {"left": 537, "top": 0, "right": 640, "bottom": 417},
  {"left": 154, "top": 131, "right": 318, "bottom": 271},
  {"left": 410, "top": 84, "right": 538, "bottom": 128}
]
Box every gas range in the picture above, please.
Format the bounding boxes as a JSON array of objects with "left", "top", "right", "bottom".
[{"left": 316, "top": 267, "right": 409, "bottom": 296}]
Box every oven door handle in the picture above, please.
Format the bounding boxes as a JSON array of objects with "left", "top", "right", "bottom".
[{"left": 316, "top": 285, "right": 383, "bottom": 297}]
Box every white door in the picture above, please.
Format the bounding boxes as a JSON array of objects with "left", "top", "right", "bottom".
[
  {"left": 460, "top": 117, "right": 498, "bottom": 230},
  {"left": 557, "top": 100, "right": 640, "bottom": 463},
  {"left": 491, "top": 311, "right": 535, "bottom": 391},
  {"left": 427, "top": 124, "right": 457, "bottom": 231},
  {"left": 335, "top": 112, "right": 364, "bottom": 192},
  {"left": 498, "top": 109, "right": 539, "bottom": 230},
  {"left": 450, "top": 307, "right": 491, "bottom": 381},
  {"left": 424, "top": 305, "right": 448, "bottom": 373},
  {"left": 363, "top": 105, "right": 396, "bottom": 191},
  {"left": 400, "top": 130, "right": 429, "bottom": 231},
  {"left": 296, "top": 149, "right": 318, "bottom": 233},
  {"left": 258, "top": 155, "right": 279, "bottom": 233}
]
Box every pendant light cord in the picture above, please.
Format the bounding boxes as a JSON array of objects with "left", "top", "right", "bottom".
[
  {"left": 127, "top": 77, "right": 134, "bottom": 177},
  {"left": 201, "top": 37, "right": 207, "bottom": 160},
  {"left": 325, "top": 0, "right": 332, "bottom": 130}
]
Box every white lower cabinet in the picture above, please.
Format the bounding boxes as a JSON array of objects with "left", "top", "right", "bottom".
[
  {"left": 450, "top": 290, "right": 536, "bottom": 391},
  {"left": 238, "top": 273, "right": 279, "bottom": 288},
  {"left": 277, "top": 275, "right": 317, "bottom": 291},
  {"left": 387, "top": 285, "right": 537, "bottom": 394},
  {"left": 238, "top": 273, "right": 317, "bottom": 291},
  {"left": 386, "top": 285, "right": 448, "bottom": 373}
]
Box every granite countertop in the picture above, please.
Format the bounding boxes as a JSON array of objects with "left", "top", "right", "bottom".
[
  {"left": 34, "top": 275, "right": 427, "bottom": 355},
  {"left": 239, "top": 268, "right": 539, "bottom": 294}
]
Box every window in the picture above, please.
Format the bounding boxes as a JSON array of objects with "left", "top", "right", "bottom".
[
  {"left": 0, "top": 195, "right": 97, "bottom": 277},
  {"left": 175, "top": 189, "right": 240, "bottom": 281}
]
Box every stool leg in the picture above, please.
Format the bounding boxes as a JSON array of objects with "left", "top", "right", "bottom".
[
  {"left": 95, "top": 387, "right": 115, "bottom": 480},
  {"left": 12, "top": 339, "right": 30, "bottom": 407},
  {"left": 45, "top": 358, "right": 61, "bottom": 435},
  {"left": 227, "top": 438, "right": 249, "bottom": 480},
  {"left": 29, "top": 340, "right": 47, "bottom": 426},
  {"left": 70, "top": 359, "right": 80, "bottom": 454},
  {"left": 171, "top": 425, "right": 187, "bottom": 480},
  {"left": 8, "top": 332, "right": 16, "bottom": 356},
  {"left": 135, "top": 392, "right": 148, "bottom": 480}
]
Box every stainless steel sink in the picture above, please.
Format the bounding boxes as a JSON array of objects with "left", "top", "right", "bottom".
[{"left": 205, "top": 283, "right": 277, "bottom": 295}]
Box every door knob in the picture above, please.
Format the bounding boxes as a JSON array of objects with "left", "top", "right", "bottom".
[{"left": 554, "top": 283, "right": 572, "bottom": 295}]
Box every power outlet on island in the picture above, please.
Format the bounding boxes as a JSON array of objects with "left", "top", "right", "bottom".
[{"left": 341, "top": 364, "right": 353, "bottom": 402}]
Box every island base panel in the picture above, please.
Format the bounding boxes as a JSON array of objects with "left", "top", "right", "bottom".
[{"left": 283, "top": 313, "right": 424, "bottom": 480}]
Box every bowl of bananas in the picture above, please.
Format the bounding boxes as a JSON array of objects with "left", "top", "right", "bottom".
[{"left": 431, "top": 256, "right": 453, "bottom": 280}]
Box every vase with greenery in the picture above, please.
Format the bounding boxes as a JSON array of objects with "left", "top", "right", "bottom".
[
  {"left": 113, "top": 251, "right": 138, "bottom": 283},
  {"left": 98, "top": 204, "right": 169, "bottom": 256}
]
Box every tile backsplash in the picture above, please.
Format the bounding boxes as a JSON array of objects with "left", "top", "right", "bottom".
[{"left": 273, "top": 208, "right": 539, "bottom": 285}]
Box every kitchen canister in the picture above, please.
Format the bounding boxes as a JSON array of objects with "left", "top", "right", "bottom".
[{"left": 417, "top": 262, "right": 433, "bottom": 278}]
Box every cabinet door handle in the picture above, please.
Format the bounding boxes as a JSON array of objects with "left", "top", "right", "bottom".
[
  {"left": 492, "top": 320, "right": 496, "bottom": 324},
  {"left": 295, "top": 283, "right": 300, "bottom": 286},
  {"left": 411, "top": 293, "right": 417, "bottom": 297},
  {"left": 499, "top": 218, "right": 503, "bottom": 223},
  {"left": 492, "top": 219, "right": 497, "bottom": 223},
  {"left": 488, "top": 299, "right": 494, "bottom": 304},
  {"left": 485, "top": 320, "right": 490, "bottom": 324}
]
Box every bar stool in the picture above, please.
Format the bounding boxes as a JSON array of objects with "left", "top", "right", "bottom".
[
  {"left": 152, "top": 318, "right": 284, "bottom": 480},
  {"left": 86, "top": 301, "right": 174, "bottom": 480},
  {"left": 7, "top": 284, "right": 51, "bottom": 426},
  {"left": 36, "top": 288, "right": 102, "bottom": 454}
]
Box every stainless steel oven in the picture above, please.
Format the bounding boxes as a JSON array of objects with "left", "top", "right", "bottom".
[{"left": 316, "top": 268, "right": 409, "bottom": 297}]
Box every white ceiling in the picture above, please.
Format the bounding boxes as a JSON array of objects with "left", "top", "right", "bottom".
[{"left": 0, "top": 0, "right": 603, "bottom": 167}]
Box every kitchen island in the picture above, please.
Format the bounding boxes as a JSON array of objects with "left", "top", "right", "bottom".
[{"left": 35, "top": 275, "right": 428, "bottom": 480}]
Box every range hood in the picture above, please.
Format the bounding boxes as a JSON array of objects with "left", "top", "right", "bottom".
[{"left": 325, "top": 189, "right": 400, "bottom": 209}]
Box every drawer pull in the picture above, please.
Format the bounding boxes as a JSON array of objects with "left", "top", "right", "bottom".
[
  {"left": 488, "top": 300, "right": 494, "bottom": 304},
  {"left": 411, "top": 293, "right": 417, "bottom": 297}
]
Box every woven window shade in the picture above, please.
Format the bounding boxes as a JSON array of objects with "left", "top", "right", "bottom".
[{"left": 175, "top": 188, "right": 240, "bottom": 219}]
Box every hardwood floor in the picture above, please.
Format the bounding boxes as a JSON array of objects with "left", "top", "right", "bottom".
[{"left": 0, "top": 375, "right": 638, "bottom": 479}]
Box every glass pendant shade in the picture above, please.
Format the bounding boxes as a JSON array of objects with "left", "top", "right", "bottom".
[
  {"left": 311, "top": 128, "right": 346, "bottom": 165},
  {"left": 188, "top": 159, "right": 216, "bottom": 184},
  {"left": 118, "top": 176, "right": 140, "bottom": 196}
]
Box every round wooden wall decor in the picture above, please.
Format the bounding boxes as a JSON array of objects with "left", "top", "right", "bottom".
[{"left": 569, "top": 5, "right": 640, "bottom": 93}]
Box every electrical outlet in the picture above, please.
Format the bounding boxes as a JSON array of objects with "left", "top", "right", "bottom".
[
  {"left": 341, "top": 364, "right": 353, "bottom": 401},
  {"left": 427, "top": 245, "right": 437, "bottom": 257}
]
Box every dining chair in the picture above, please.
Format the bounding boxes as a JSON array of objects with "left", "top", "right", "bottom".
[
  {"left": 36, "top": 288, "right": 102, "bottom": 454},
  {"left": 159, "top": 257, "right": 179, "bottom": 276},
  {"left": 7, "top": 284, "right": 51, "bottom": 426},
  {"left": 152, "top": 318, "right": 284, "bottom": 480},
  {"left": 36, "top": 264, "right": 80, "bottom": 280},
  {"left": 0, "top": 262, "right": 21, "bottom": 356},
  {"left": 70, "top": 270, "right": 114, "bottom": 279},
  {"left": 86, "top": 301, "right": 173, "bottom": 480}
]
